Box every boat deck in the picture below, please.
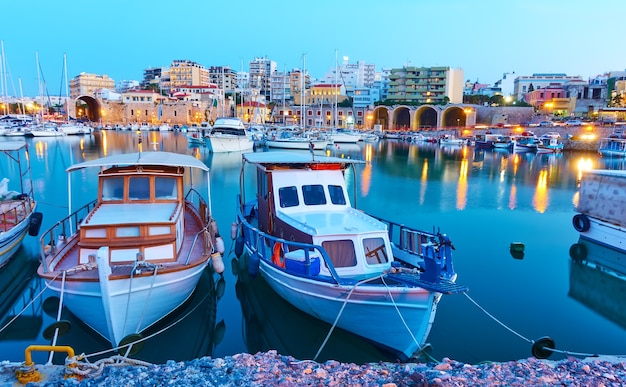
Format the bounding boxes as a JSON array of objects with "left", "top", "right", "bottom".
[{"left": 39, "top": 207, "right": 209, "bottom": 280}]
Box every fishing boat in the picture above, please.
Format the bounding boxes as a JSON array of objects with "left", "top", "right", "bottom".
[
  {"left": 0, "top": 142, "right": 42, "bottom": 267},
  {"left": 536, "top": 133, "right": 564, "bottom": 153},
  {"left": 493, "top": 135, "right": 513, "bottom": 150},
  {"left": 598, "top": 132, "right": 626, "bottom": 157},
  {"left": 572, "top": 169, "right": 626, "bottom": 254},
  {"left": 186, "top": 132, "right": 205, "bottom": 147},
  {"left": 511, "top": 132, "right": 539, "bottom": 152},
  {"left": 234, "top": 152, "right": 467, "bottom": 360},
  {"left": 204, "top": 117, "right": 254, "bottom": 153},
  {"left": 37, "top": 151, "right": 224, "bottom": 349}
]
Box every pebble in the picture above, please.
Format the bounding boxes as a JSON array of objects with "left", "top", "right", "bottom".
[{"left": 1, "top": 351, "right": 625, "bottom": 386}]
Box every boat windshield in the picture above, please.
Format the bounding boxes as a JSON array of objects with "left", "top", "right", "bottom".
[
  {"left": 278, "top": 186, "right": 299, "bottom": 208},
  {"left": 302, "top": 184, "right": 326, "bottom": 205},
  {"left": 102, "top": 177, "right": 124, "bottom": 201},
  {"left": 328, "top": 185, "right": 346, "bottom": 205}
]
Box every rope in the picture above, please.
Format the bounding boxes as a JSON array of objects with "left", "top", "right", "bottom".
[
  {"left": 381, "top": 275, "right": 424, "bottom": 354},
  {"left": 80, "top": 282, "right": 214, "bottom": 360},
  {"left": 313, "top": 274, "right": 385, "bottom": 361},
  {"left": 47, "top": 271, "right": 67, "bottom": 365},
  {"left": 65, "top": 355, "right": 152, "bottom": 379},
  {"left": 0, "top": 271, "right": 63, "bottom": 335},
  {"left": 463, "top": 291, "right": 626, "bottom": 359}
]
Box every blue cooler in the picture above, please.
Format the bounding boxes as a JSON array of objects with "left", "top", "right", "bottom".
[{"left": 284, "top": 249, "right": 321, "bottom": 276}]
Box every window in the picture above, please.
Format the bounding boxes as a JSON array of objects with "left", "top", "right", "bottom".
[
  {"left": 322, "top": 240, "right": 357, "bottom": 268},
  {"left": 102, "top": 177, "right": 124, "bottom": 201},
  {"left": 363, "top": 237, "right": 388, "bottom": 264},
  {"left": 278, "top": 186, "right": 299, "bottom": 207},
  {"left": 155, "top": 177, "right": 177, "bottom": 199},
  {"left": 129, "top": 177, "right": 150, "bottom": 200},
  {"left": 328, "top": 185, "right": 345, "bottom": 205},
  {"left": 302, "top": 184, "right": 326, "bottom": 205}
]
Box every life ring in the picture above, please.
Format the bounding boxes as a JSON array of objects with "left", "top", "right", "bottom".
[
  {"left": 272, "top": 242, "right": 285, "bottom": 268},
  {"left": 572, "top": 214, "right": 590, "bottom": 232}
]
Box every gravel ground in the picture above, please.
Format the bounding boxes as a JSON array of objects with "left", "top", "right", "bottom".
[{"left": 2, "top": 351, "right": 626, "bottom": 386}]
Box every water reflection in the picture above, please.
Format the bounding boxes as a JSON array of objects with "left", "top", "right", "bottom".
[{"left": 569, "top": 239, "right": 626, "bottom": 330}]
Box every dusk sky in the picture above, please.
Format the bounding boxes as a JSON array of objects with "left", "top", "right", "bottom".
[{"left": 1, "top": 0, "right": 625, "bottom": 97}]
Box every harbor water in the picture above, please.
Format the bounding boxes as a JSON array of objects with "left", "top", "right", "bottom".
[{"left": 0, "top": 130, "right": 625, "bottom": 366}]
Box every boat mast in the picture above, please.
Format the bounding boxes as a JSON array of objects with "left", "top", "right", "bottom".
[
  {"left": 36, "top": 51, "right": 43, "bottom": 123},
  {"left": 1, "top": 40, "right": 6, "bottom": 115},
  {"left": 64, "top": 53, "right": 70, "bottom": 123},
  {"left": 301, "top": 54, "right": 306, "bottom": 129},
  {"left": 334, "top": 50, "right": 338, "bottom": 129}
]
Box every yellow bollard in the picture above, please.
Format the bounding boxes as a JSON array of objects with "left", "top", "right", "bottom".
[{"left": 16, "top": 345, "right": 76, "bottom": 384}]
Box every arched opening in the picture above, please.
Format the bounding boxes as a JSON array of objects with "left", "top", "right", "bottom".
[
  {"left": 414, "top": 106, "right": 438, "bottom": 130},
  {"left": 75, "top": 96, "right": 102, "bottom": 122},
  {"left": 392, "top": 106, "right": 411, "bottom": 131},
  {"left": 372, "top": 107, "right": 389, "bottom": 131},
  {"left": 442, "top": 106, "right": 466, "bottom": 128}
]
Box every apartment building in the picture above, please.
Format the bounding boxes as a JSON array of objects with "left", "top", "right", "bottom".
[
  {"left": 168, "top": 60, "right": 210, "bottom": 92},
  {"left": 513, "top": 73, "right": 583, "bottom": 101},
  {"left": 249, "top": 57, "right": 276, "bottom": 101},
  {"left": 306, "top": 84, "right": 347, "bottom": 106},
  {"left": 387, "top": 66, "right": 464, "bottom": 104},
  {"left": 69, "top": 73, "right": 115, "bottom": 98}
]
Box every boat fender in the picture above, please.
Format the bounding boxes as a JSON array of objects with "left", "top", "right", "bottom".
[
  {"left": 42, "top": 320, "right": 72, "bottom": 340},
  {"left": 28, "top": 212, "right": 43, "bottom": 236},
  {"left": 118, "top": 333, "right": 144, "bottom": 356},
  {"left": 248, "top": 252, "right": 260, "bottom": 278},
  {"left": 572, "top": 214, "right": 590, "bottom": 232},
  {"left": 569, "top": 243, "right": 588, "bottom": 262},
  {"left": 531, "top": 336, "right": 555, "bottom": 359},
  {"left": 211, "top": 252, "right": 224, "bottom": 274},
  {"left": 216, "top": 276, "right": 226, "bottom": 300},
  {"left": 234, "top": 235, "right": 245, "bottom": 258},
  {"left": 215, "top": 235, "right": 225, "bottom": 254},
  {"left": 230, "top": 221, "right": 238, "bottom": 240},
  {"left": 272, "top": 242, "right": 285, "bottom": 268}
]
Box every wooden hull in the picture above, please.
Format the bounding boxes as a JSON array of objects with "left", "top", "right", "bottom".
[{"left": 43, "top": 249, "right": 207, "bottom": 347}]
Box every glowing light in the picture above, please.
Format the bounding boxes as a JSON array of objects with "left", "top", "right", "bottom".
[
  {"left": 456, "top": 159, "right": 468, "bottom": 210},
  {"left": 532, "top": 169, "right": 549, "bottom": 213}
]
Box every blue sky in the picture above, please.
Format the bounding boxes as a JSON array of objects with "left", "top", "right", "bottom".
[{"left": 1, "top": 0, "right": 625, "bottom": 97}]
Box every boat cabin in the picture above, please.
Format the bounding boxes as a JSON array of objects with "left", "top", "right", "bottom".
[
  {"left": 248, "top": 154, "right": 393, "bottom": 279},
  {"left": 77, "top": 164, "right": 191, "bottom": 265}
]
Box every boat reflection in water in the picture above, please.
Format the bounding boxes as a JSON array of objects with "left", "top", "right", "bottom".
[
  {"left": 569, "top": 238, "right": 626, "bottom": 330},
  {"left": 232, "top": 253, "right": 426, "bottom": 364}
]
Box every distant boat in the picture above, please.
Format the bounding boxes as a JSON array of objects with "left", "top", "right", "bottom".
[
  {"left": 536, "top": 133, "right": 564, "bottom": 153},
  {"left": 511, "top": 133, "right": 539, "bottom": 152},
  {"left": 0, "top": 141, "right": 42, "bottom": 267},
  {"left": 598, "top": 132, "right": 626, "bottom": 157},
  {"left": 205, "top": 118, "right": 254, "bottom": 153},
  {"left": 37, "top": 151, "right": 224, "bottom": 349},
  {"left": 235, "top": 152, "right": 466, "bottom": 360}
]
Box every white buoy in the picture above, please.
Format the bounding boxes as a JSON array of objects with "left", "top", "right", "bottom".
[
  {"left": 230, "top": 221, "right": 237, "bottom": 240},
  {"left": 216, "top": 236, "right": 225, "bottom": 254},
  {"left": 211, "top": 252, "right": 224, "bottom": 274}
]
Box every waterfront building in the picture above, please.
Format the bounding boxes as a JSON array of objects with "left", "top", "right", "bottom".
[
  {"left": 168, "top": 60, "right": 210, "bottom": 94},
  {"left": 512, "top": 73, "right": 583, "bottom": 101},
  {"left": 269, "top": 70, "right": 291, "bottom": 104},
  {"left": 236, "top": 101, "right": 269, "bottom": 124},
  {"left": 387, "top": 66, "right": 464, "bottom": 104},
  {"left": 70, "top": 73, "right": 115, "bottom": 99},
  {"left": 306, "top": 84, "right": 347, "bottom": 107},
  {"left": 291, "top": 69, "right": 311, "bottom": 106},
  {"left": 208, "top": 66, "right": 237, "bottom": 94},
  {"left": 141, "top": 67, "right": 167, "bottom": 92},
  {"left": 116, "top": 80, "right": 140, "bottom": 93},
  {"left": 352, "top": 87, "right": 380, "bottom": 109},
  {"left": 249, "top": 57, "right": 276, "bottom": 101}
]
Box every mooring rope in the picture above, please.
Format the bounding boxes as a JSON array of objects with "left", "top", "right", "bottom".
[
  {"left": 47, "top": 270, "right": 67, "bottom": 365},
  {"left": 313, "top": 274, "right": 385, "bottom": 362},
  {"left": 463, "top": 291, "right": 626, "bottom": 359},
  {"left": 0, "top": 271, "right": 63, "bottom": 335}
]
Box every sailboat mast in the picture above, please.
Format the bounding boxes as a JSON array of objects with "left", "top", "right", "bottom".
[
  {"left": 18, "top": 77, "right": 25, "bottom": 116},
  {"left": 302, "top": 54, "right": 306, "bottom": 129},
  {"left": 36, "top": 51, "right": 42, "bottom": 122},
  {"left": 64, "top": 53, "right": 70, "bottom": 123},
  {"left": 334, "top": 50, "right": 338, "bottom": 128},
  {"left": 1, "top": 41, "right": 6, "bottom": 115}
]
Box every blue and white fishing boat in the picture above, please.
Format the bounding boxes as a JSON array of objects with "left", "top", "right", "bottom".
[
  {"left": 0, "top": 141, "right": 42, "bottom": 267},
  {"left": 37, "top": 151, "right": 224, "bottom": 349},
  {"left": 234, "top": 152, "right": 466, "bottom": 360}
]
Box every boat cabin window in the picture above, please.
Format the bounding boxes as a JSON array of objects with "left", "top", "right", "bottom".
[
  {"left": 302, "top": 184, "right": 327, "bottom": 206},
  {"left": 101, "top": 177, "right": 124, "bottom": 201},
  {"left": 321, "top": 240, "right": 357, "bottom": 268},
  {"left": 279, "top": 186, "right": 299, "bottom": 208},
  {"left": 129, "top": 177, "right": 150, "bottom": 201},
  {"left": 155, "top": 177, "right": 178, "bottom": 200},
  {"left": 363, "top": 237, "right": 389, "bottom": 264},
  {"left": 328, "top": 185, "right": 346, "bottom": 205}
]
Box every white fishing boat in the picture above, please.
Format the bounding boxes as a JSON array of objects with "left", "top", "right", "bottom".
[
  {"left": 37, "top": 151, "right": 224, "bottom": 349},
  {"left": 573, "top": 169, "right": 626, "bottom": 254},
  {"left": 511, "top": 132, "right": 539, "bottom": 152},
  {"left": 204, "top": 117, "right": 254, "bottom": 153},
  {"left": 234, "top": 152, "right": 466, "bottom": 360},
  {"left": 536, "top": 133, "right": 564, "bottom": 153},
  {"left": 0, "top": 142, "right": 42, "bottom": 267}
]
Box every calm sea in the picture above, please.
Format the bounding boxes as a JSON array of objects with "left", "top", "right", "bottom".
[{"left": 0, "top": 130, "right": 625, "bottom": 366}]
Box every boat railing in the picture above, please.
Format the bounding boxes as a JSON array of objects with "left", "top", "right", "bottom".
[
  {"left": 184, "top": 188, "right": 212, "bottom": 265},
  {"left": 39, "top": 199, "right": 98, "bottom": 273},
  {"left": 0, "top": 197, "right": 34, "bottom": 232},
  {"left": 237, "top": 207, "right": 345, "bottom": 285},
  {"left": 373, "top": 216, "right": 456, "bottom": 278}
]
